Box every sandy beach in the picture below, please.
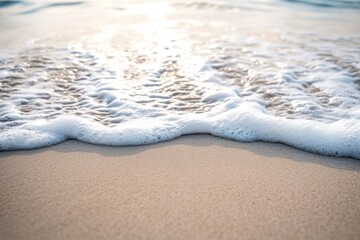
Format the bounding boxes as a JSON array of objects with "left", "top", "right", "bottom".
[{"left": 0, "top": 135, "right": 360, "bottom": 240}]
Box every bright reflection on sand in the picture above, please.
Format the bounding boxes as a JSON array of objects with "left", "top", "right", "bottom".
[{"left": 127, "top": 2, "right": 174, "bottom": 19}]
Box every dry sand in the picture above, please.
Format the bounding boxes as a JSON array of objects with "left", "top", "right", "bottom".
[{"left": 0, "top": 135, "right": 360, "bottom": 240}]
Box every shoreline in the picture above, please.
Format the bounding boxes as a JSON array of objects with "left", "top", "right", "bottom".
[{"left": 1, "top": 135, "right": 360, "bottom": 239}]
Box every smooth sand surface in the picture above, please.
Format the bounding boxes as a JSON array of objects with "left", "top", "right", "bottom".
[{"left": 1, "top": 135, "right": 360, "bottom": 240}]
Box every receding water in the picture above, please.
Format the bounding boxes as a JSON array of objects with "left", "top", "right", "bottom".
[{"left": 0, "top": 0, "right": 360, "bottom": 158}]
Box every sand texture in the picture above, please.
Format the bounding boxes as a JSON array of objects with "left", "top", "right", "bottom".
[{"left": 1, "top": 135, "right": 360, "bottom": 240}]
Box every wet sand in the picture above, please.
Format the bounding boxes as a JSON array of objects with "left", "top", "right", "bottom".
[{"left": 1, "top": 135, "right": 360, "bottom": 240}]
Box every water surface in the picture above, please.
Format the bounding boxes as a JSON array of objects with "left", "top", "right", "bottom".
[{"left": 0, "top": 0, "right": 359, "bottom": 158}]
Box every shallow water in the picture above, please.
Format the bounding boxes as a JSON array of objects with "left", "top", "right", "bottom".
[{"left": 0, "top": 0, "right": 360, "bottom": 158}]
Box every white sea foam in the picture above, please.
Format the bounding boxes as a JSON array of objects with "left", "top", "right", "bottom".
[
  {"left": 0, "top": 0, "right": 360, "bottom": 158},
  {"left": 1, "top": 102, "right": 359, "bottom": 158}
]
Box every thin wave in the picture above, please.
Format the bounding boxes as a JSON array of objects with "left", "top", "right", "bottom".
[
  {"left": 0, "top": 0, "right": 24, "bottom": 8},
  {"left": 283, "top": 0, "right": 360, "bottom": 9},
  {"left": 17, "top": 1, "right": 84, "bottom": 14}
]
